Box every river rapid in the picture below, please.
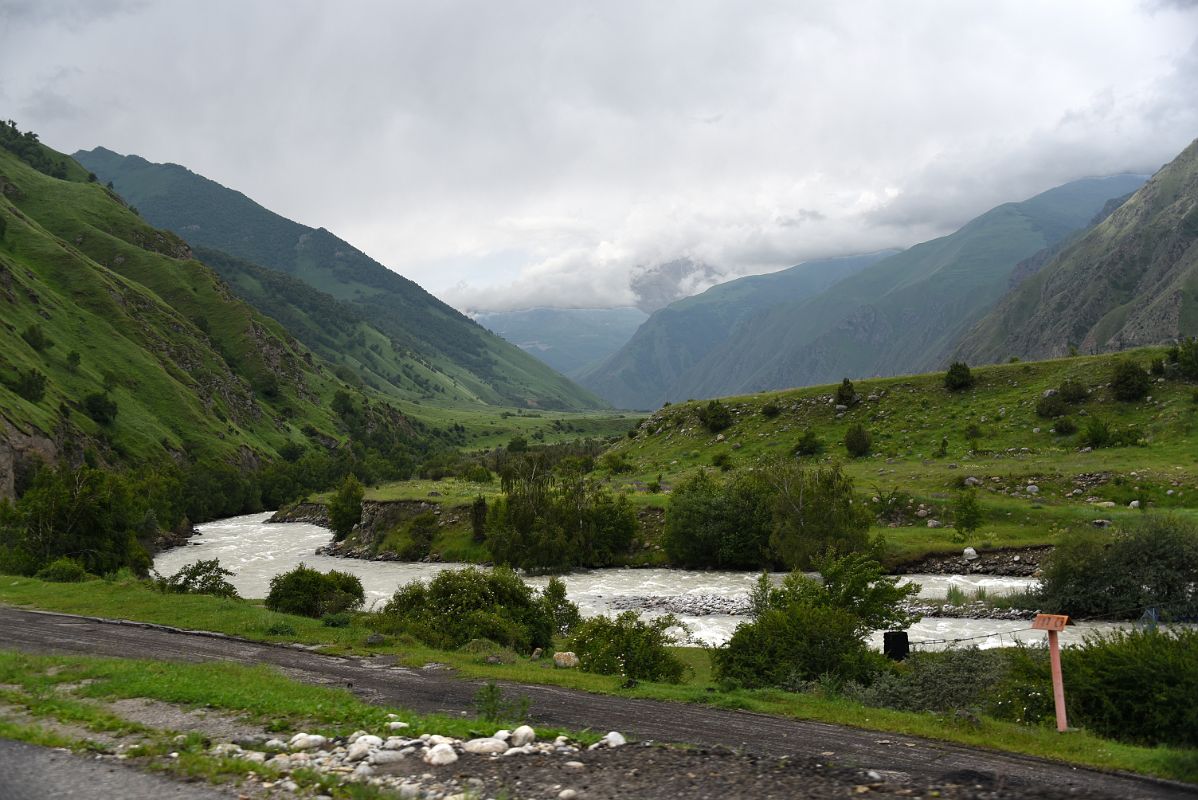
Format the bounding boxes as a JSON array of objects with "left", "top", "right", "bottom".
[{"left": 153, "top": 513, "right": 1128, "bottom": 649}]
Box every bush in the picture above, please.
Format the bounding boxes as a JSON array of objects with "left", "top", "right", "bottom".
[
  {"left": 1057, "top": 379, "right": 1089, "bottom": 403},
  {"left": 83, "top": 392, "right": 118, "bottom": 425},
  {"left": 5, "top": 368, "right": 46, "bottom": 403},
  {"left": 1080, "top": 416, "right": 1111, "bottom": 448},
  {"left": 851, "top": 647, "right": 1010, "bottom": 714},
  {"left": 1170, "top": 337, "right": 1198, "bottom": 380},
  {"left": 697, "top": 399, "right": 732, "bottom": 433},
  {"left": 843, "top": 423, "right": 872, "bottom": 457},
  {"left": 265, "top": 564, "right": 365, "bottom": 618},
  {"left": 157, "top": 559, "right": 238, "bottom": 598},
  {"left": 541, "top": 576, "right": 581, "bottom": 636},
  {"left": 34, "top": 557, "right": 88, "bottom": 583},
  {"left": 321, "top": 612, "right": 352, "bottom": 628},
  {"left": 1110, "top": 359, "right": 1150, "bottom": 401},
  {"left": 767, "top": 462, "right": 873, "bottom": 570},
  {"left": 1053, "top": 417, "right": 1077, "bottom": 436},
  {"left": 393, "top": 512, "right": 437, "bottom": 560},
  {"left": 568, "top": 611, "right": 688, "bottom": 684},
  {"left": 835, "top": 378, "right": 857, "bottom": 407},
  {"left": 1062, "top": 628, "right": 1198, "bottom": 747},
  {"left": 1038, "top": 515, "right": 1198, "bottom": 619},
  {"left": 470, "top": 496, "right": 487, "bottom": 543},
  {"left": 710, "top": 451, "right": 732, "bottom": 471},
  {"left": 327, "top": 474, "right": 364, "bottom": 541},
  {"left": 21, "top": 324, "right": 50, "bottom": 352},
  {"left": 760, "top": 401, "right": 781, "bottom": 418},
  {"left": 944, "top": 361, "right": 974, "bottom": 391},
  {"left": 792, "top": 429, "right": 823, "bottom": 457},
  {"left": 953, "top": 488, "right": 982, "bottom": 540},
  {"left": 379, "top": 567, "right": 554, "bottom": 653},
  {"left": 1034, "top": 393, "right": 1067, "bottom": 419},
  {"left": 664, "top": 471, "right": 774, "bottom": 569}
]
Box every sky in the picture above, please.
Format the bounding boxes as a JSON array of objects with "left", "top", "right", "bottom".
[{"left": 2, "top": 1, "right": 1197, "bottom": 313}]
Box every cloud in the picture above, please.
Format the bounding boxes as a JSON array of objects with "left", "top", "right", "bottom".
[{"left": 2, "top": 1, "right": 1196, "bottom": 311}]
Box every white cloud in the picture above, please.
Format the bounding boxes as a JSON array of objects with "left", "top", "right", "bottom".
[{"left": 2, "top": 0, "right": 1196, "bottom": 311}]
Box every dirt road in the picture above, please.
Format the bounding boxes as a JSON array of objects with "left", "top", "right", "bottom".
[{"left": 1, "top": 606, "right": 1192, "bottom": 799}]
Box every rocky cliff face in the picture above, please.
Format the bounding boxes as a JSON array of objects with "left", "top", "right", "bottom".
[{"left": 0, "top": 419, "right": 57, "bottom": 500}]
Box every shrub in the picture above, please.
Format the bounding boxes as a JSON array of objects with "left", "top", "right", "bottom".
[
  {"left": 1057, "top": 379, "right": 1089, "bottom": 403},
  {"left": 710, "top": 451, "right": 733, "bottom": 471},
  {"left": 1053, "top": 417, "right": 1078, "bottom": 436},
  {"left": 835, "top": 378, "right": 857, "bottom": 407},
  {"left": 697, "top": 399, "right": 732, "bottom": 433},
  {"left": 157, "top": 559, "right": 239, "bottom": 598},
  {"left": 953, "top": 488, "right": 982, "bottom": 540},
  {"left": 470, "top": 496, "right": 487, "bottom": 543},
  {"left": 1034, "top": 393, "right": 1067, "bottom": 419},
  {"left": 851, "top": 647, "right": 1010, "bottom": 714},
  {"left": 760, "top": 401, "right": 781, "bottom": 418},
  {"left": 34, "top": 557, "right": 88, "bottom": 583},
  {"left": 541, "top": 576, "right": 581, "bottom": 636},
  {"left": 943, "top": 361, "right": 974, "bottom": 391},
  {"left": 327, "top": 474, "right": 364, "bottom": 541},
  {"left": 843, "top": 423, "right": 871, "bottom": 457},
  {"left": 767, "top": 462, "right": 873, "bottom": 569},
  {"left": 83, "top": 392, "right": 118, "bottom": 425},
  {"left": 20, "top": 324, "right": 50, "bottom": 352},
  {"left": 1110, "top": 359, "right": 1150, "bottom": 401},
  {"left": 265, "top": 564, "right": 365, "bottom": 618},
  {"left": 568, "top": 611, "right": 687, "bottom": 684},
  {"left": 1170, "top": 337, "right": 1198, "bottom": 380},
  {"left": 321, "top": 612, "right": 352, "bottom": 628},
  {"left": 390, "top": 512, "right": 437, "bottom": 560},
  {"left": 1062, "top": 628, "right": 1198, "bottom": 747},
  {"left": 1080, "top": 416, "right": 1111, "bottom": 448},
  {"left": 379, "top": 567, "right": 554, "bottom": 653},
  {"left": 664, "top": 470, "right": 774, "bottom": 569},
  {"left": 4, "top": 368, "right": 46, "bottom": 403},
  {"left": 600, "top": 451, "right": 633, "bottom": 474},
  {"left": 792, "top": 429, "right": 823, "bottom": 457},
  {"left": 1038, "top": 515, "right": 1198, "bottom": 619}
]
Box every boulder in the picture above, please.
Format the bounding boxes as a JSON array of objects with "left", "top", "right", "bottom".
[
  {"left": 926, "top": 519, "right": 942, "bottom": 528},
  {"left": 423, "top": 743, "right": 458, "bottom": 765},
  {"left": 1026, "top": 484, "right": 1039, "bottom": 494},
  {"left": 553, "top": 651, "right": 580, "bottom": 669},
  {"left": 962, "top": 547, "right": 979, "bottom": 561},
  {"left": 463, "top": 737, "right": 509, "bottom": 755},
  {"left": 510, "top": 725, "right": 536, "bottom": 747}
]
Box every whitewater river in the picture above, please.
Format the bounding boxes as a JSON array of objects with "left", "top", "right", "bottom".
[{"left": 154, "top": 512, "right": 1131, "bottom": 649}]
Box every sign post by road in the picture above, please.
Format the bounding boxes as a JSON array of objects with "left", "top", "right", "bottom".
[{"left": 1032, "top": 613, "right": 1070, "bottom": 732}]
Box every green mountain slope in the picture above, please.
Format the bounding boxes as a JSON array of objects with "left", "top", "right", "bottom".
[
  {"left": 73, "top": 147, "right": 605, "bottom": 411},
  {"left": 0, "top": 128, "right": 414, "bottom": 498},
  {"left": 577, "top": 253, "right": 894, "bottom": 410},
  {"left": 474, "top": 307, "right": 647, "bottom": 379},
  {"left": 956, "top": 140, "right": 1198, "bottom": 362},
  {"left": 676, "top": 175, "right": 1146, "bottom": 400}
]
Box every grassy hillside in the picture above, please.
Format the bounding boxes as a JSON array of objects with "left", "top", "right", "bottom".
[
  {"left": 578, "top": 253, "right": 894, "bottom": 410},
  {"left": 474, "top": 307, "right": 647, "bottom": 379},
  {"left": 957, "top": 139, "right": 1198, "bottom": 363},
  {"left": 599, "top": 347, "right": 1198, "bottom": 563},
  {"left": 0, "top": 130, "right": 423, "bottom": 496},
  {"left": 74, "top": 147, "right": 605, "bottom": 412},
  {"left": 671, "top": 176, "right": 1146, "bottom": 401}
]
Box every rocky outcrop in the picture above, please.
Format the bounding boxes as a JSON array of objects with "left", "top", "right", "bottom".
[
  {"left": 270, "top": 499, "right": 466, "bottom": 560},
  {"left": 0, "top": 418, "right": 57, "bottom": 500}
]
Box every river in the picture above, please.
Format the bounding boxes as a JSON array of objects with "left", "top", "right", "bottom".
[{"left": 153, "top": 513, "right": 1130, "bottom": 648}]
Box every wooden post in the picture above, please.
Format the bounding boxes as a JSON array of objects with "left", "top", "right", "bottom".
[{"left": 1032, "top": 614, "right": 1069, "bottom": 732}]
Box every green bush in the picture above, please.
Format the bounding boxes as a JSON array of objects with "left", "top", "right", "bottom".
[
  {"left": 953, "top": 488, "right": 982, "bottom": 540},
  {"left": 4, "top": 368, "right": 46, "bottom": 403},
  {"left": 697, "top": 399, "right": 732, "bottom": 433},
  {"left": 1034, "top": 393, "right": 1067, "bottom": 419},
  {"left": 1080, "top": 416, "right": 1111, "bottom": 448},
  {"left": 1038, "top": 515, "right": 1198, "bottom": 619},
  {"left": 34, "top": 557, "right": 88, "bottom": 583},
  {"left": 1169, "top": 337, "right": 1198, "bottom": 380},
  {"left": 568, "top": 611, "right": 687, "bottom": 684},
  {"left": 664, "top": 470, "right": 774, "bottom": 569},
  {"left": 1110, "top": 359, "right": 1150, "bottom": 401},
  {"left": 767, "top": 462, "right": 873, "bottom": 569},
  {"left": 835, "top": 378, "right": 857, "bottom": 407},
  {"left": 760, "top": 401, "right": 781, "bottom": 418},
  {"left": 843, "top": 423, "right": 871, "bottom": 457},
  {"left": 20, "top": 324, "right": 50, "bottom": 352},
  {"left": 157, "top": 559, "right": 238, "bottom": 598},
  {"left": 1053, "top": 417, "right": 1078, "bottom": 436},
  {"left": 83, "top": 392, "right": 118, "bottom": 425},
  {"left": 850, "top": 647, "right": 1010, "bottom": 714},
  {"left": 264, "top": 564, "right": 364, "bottom": 618},
  {"left": 943, "top": 361, "right": 974, "bottom": 391},
  {"left": 792, "top": 429, "right": 823, "bottom": 457},
  {"left": 1057, "top": 379, "right": 1089, "bottom": 403},
  {"left": 321, "top": 612, "right": 352, "bottom": 628},
  {"left": 379, "top": 567, "right": 555, "bottom": 653},
  {"left": 327, "top": 474, "right": 364, "bottom": 541},
  {"left": 710, "top": 451, "right": 733, "bottom": 471},
  {"left": 1061, "top": 628, "right": 1198, "bottom": 747}
]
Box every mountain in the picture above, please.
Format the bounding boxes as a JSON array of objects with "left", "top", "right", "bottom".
[
  {"left": 576, "top": 252, "right": 898, "bottom": 410},
  {"left": 664, "top": 174, "right": 1147, "bottom": 402},
  {"left": 0, "top": 125, "right": 414, "bottom": 498},
  {"left": 474, "top": 307, "right": 647, "bottom": 379},
  {"left": 73, "top": 147, "right": 605, "bottom": 411},
  {"left": 956, "top": 140, "right": 1198, "bottom": 362}
]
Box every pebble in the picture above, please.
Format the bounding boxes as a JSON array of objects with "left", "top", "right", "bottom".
[{"left": 560, "top": 790, "right": 579, "bottom": 800}]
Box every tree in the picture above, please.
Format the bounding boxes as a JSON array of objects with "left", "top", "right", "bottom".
[
  {"left": 1110, "top": 359, "right": 1150, "bottom": 401},
  {"left": 470, "top": 495, "right": 487, "bottom": 543},
  {"left": 20, "top": 324, "right": 50, "bottom": 352},
  {"left": 844, "top": 423, "right": 871, "bottom": 457},
  {"left": 266, "top": 564, "right": 364, "bottom": 618},
  {"left": 792, "top": 429, "right": 824, "bottom": 457},
  {"left": 835, "top": 378, "right": 857, "bottom": 406},
  {"left": 766, "top": 462, "right": 873, "bottom": 569},
  {"left": 664, "top": 470, "right": 774, "bottom": 568},
  {"left": 327, "top": 474, "right": 364, "bottom": 541},
  {"left": 66, "top": 350, "right": 81, "bottom": 372},
  {"left": 953, "top": 488, "right": 982, "bottom": 541},
  {"left": 944, "top": 361, "right": 974, "bottom": 391},
  {"left": 83, "top": 392, "right": 118, "bottom": 425}
]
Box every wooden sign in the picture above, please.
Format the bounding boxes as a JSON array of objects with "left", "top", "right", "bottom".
[{"left": 1032, "top": 614, "right": 1069, "bottom": 631}]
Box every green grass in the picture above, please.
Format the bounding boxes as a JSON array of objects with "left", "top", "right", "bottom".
[{"left": 2, "top": 576, "right": 1195, "bottom": 782}]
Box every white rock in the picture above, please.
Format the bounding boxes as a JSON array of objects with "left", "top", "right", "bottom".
[
  {"left": 370, "top": 750, "right": 407, "bottom": 765},
  {"left": 279, "top": 780, "right": 299, "bottom": 792},
  {"left": 554, "top": 735, "right": 570, "bottom": 747},
  {"left": 265, "top": 738, "right": 287, "bottom": 750},
  {"left": 398, "top": 784, "right": 422, "bottom": 800},
  {"left": 345, "top": 740, "right": 373, "bottom": 762},
  {"left": 289, "top": 734, "right": 327, "bottom": 751},
  {"left": 463, "top": 737, "right": 509, "bottom": 755},
  {"left": 427, "top": 734, "right": 456, "bottom": 746},
  {"left": 553, "top": 651, "right": 580, "bottom": 669},
  {"left": 211, "top": 743, "right": 242, "bottom": 757},
  {"left": 493, "top": 729, "right": 511, "bottom": 741},
  {"left": 962, "top": 547, "right": 978, "bottom": 561},
  {"left": 926, "top": 519, "right": 942, "bottom": 528},
  {"left": 267, "top": 754, "right": 292, "bottom": 770},
  {"left": 1026, "top": 484, "right": 1039, "bottom": 494},
  {"left": 1129, "top": 500, "right": 1141, "bottom": 508},
  {"left": 238, "top": 750, "right": 266, "bottom": 763},
  {"left": 510, "top": 725, "right": 536, "bottom": 747},
  {"left": 383, "top": 737, "right": 408, "bottom": 750},
  {"left": 348, "top": 730, "right": 369, "bottom": 744},
  {"left": 565, "top": 760, "right": 585, "bottom": 769},
  {"left": 560, "top": 790, "right": 579, "bottom": 800},
  {"left": 352, "top": 763, "right": 374, "bottom": 780},
  {"left": 602, "top": 731, "right": 626, "bottom": 748},
  {"left": 388, "top": 721, "right": 410, "bottom": 731},
  {"left": 503, "top": 745, "right": 533, "bottom": 756},
  {"left": 423, "top": 743, "right": 458, "bottom": 765}
]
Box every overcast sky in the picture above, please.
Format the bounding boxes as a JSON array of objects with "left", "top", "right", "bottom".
[{"left": 2, "top": 1, "right": 1197, "bottom": 312}]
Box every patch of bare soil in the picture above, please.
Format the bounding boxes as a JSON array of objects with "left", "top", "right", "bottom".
[{"left": 107, "top": 698, "right": 267, "bottom": 742}]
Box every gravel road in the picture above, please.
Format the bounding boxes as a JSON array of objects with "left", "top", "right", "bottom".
[{"left": 1, "top": 605, "right": 1193, "bottom": 799}]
